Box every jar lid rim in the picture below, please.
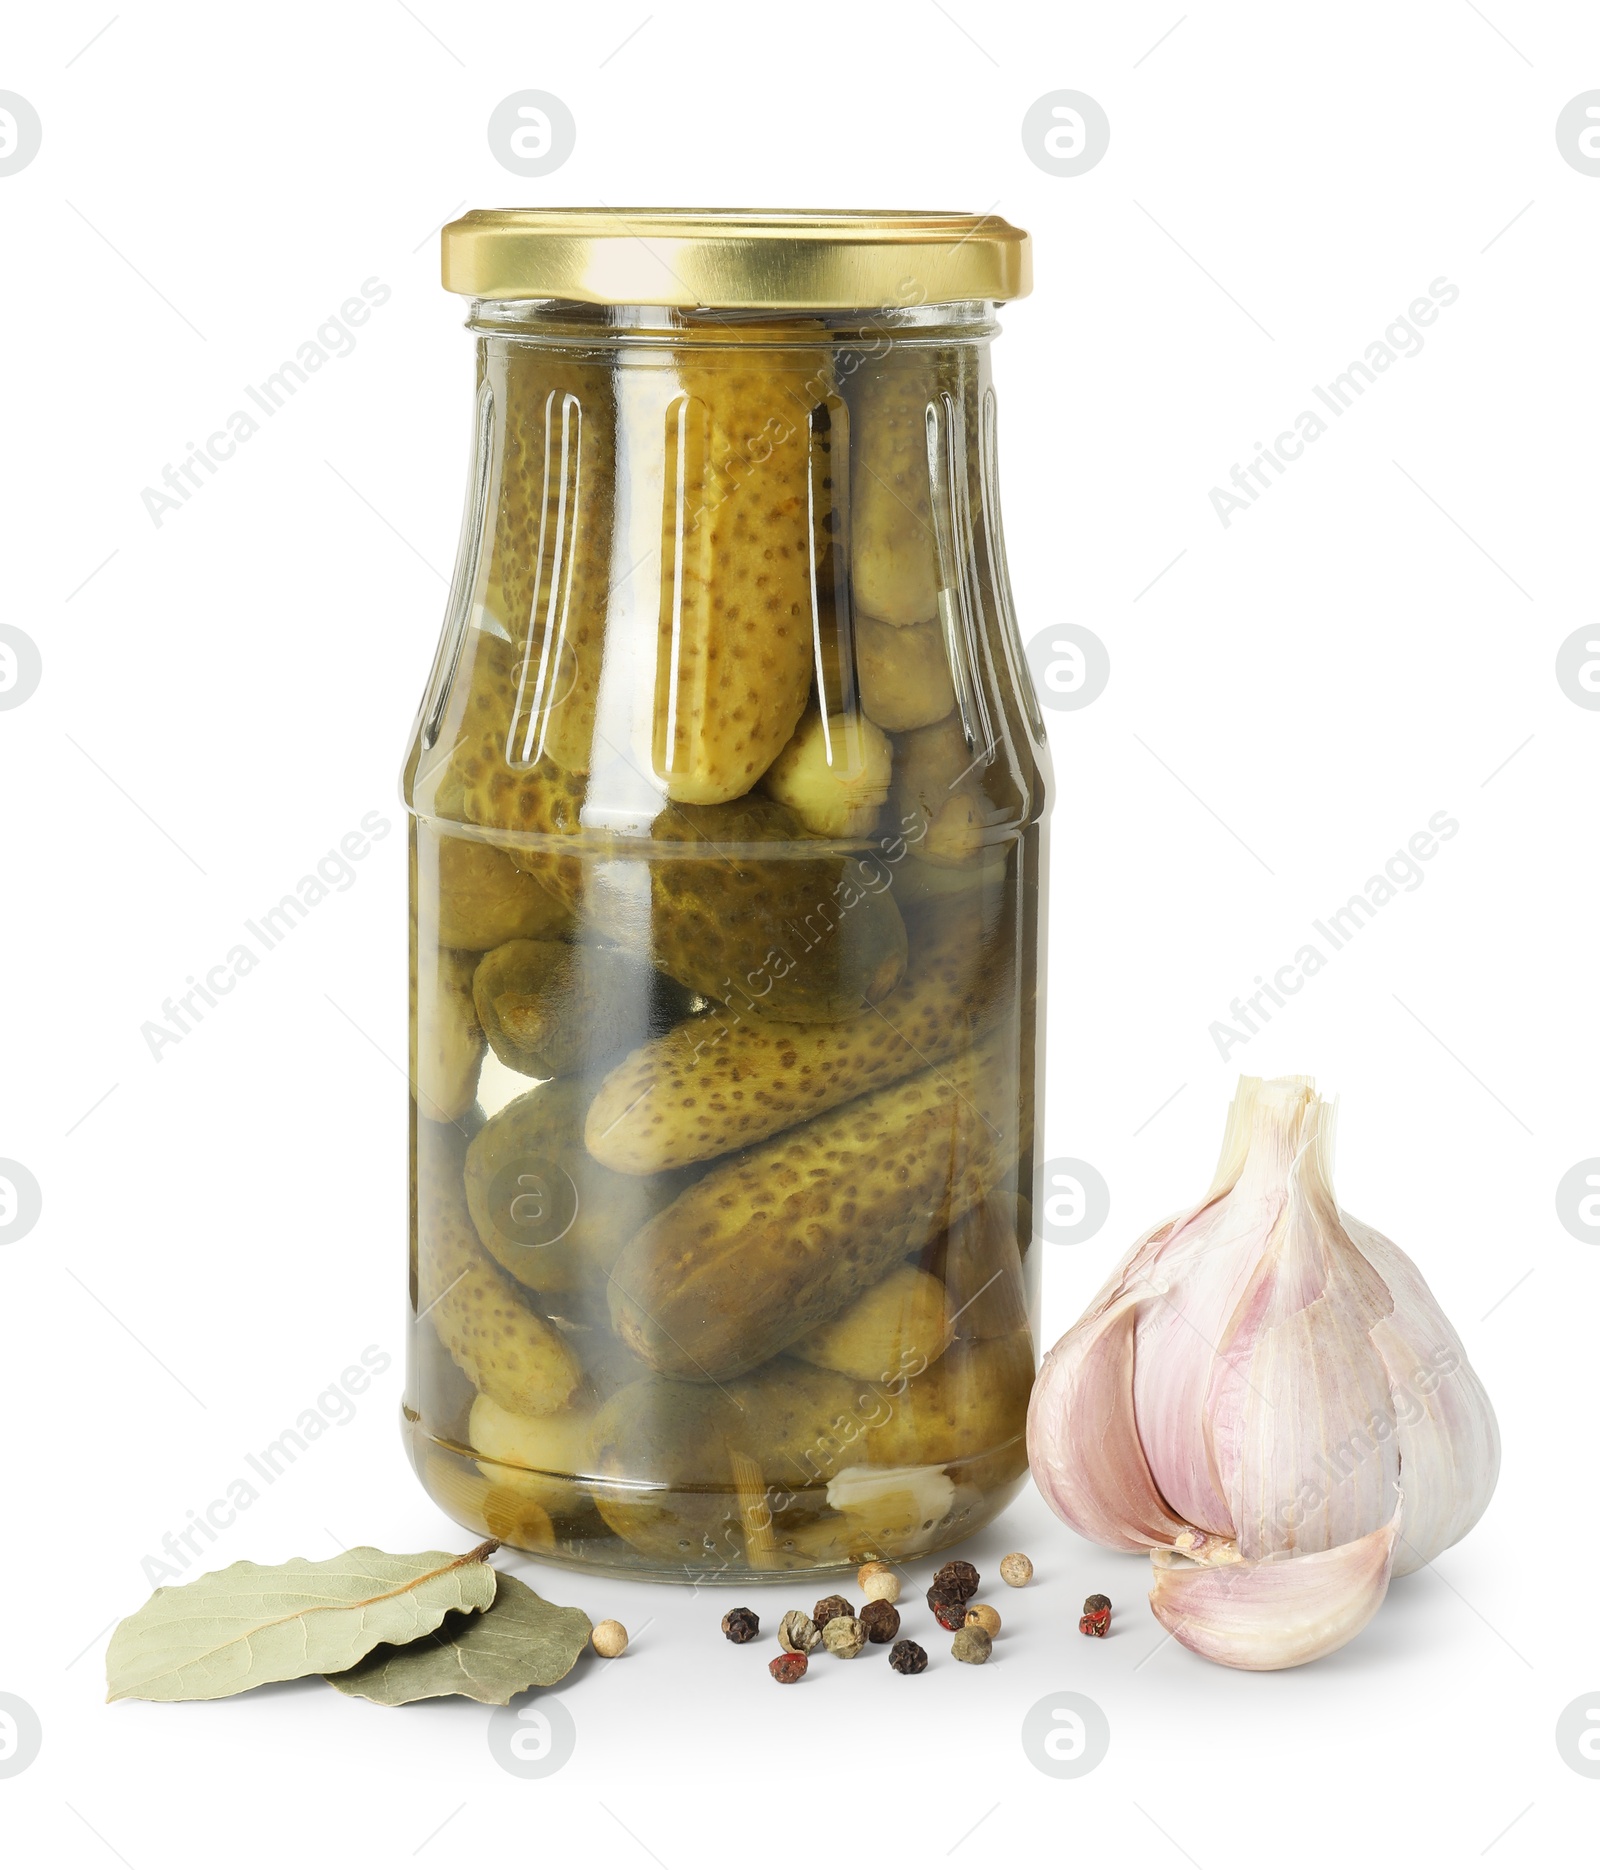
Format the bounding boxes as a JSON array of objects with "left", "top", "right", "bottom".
[{"left": 441, "top": 207, "right": 1031, "bottom": 309}]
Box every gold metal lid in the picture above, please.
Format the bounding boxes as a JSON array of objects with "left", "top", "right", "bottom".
[{"left": 441, "top": 208, "right": 1031, "bottom": 309}]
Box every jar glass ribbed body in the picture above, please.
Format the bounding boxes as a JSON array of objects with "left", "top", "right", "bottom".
[{"left": 400, "top": 291, "right": 1050, "bottom": 1582}]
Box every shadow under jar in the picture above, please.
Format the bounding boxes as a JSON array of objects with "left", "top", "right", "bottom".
[{"left": 401, "top": 209, "right": 1051, "bottom": 1583}]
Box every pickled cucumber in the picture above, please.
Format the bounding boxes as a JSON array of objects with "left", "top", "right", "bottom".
[
  {"left": 653, "top": 348, "right": 827, "bottom": 803},
  {"left": 485, "top": 344, "right": 616, "bottom": 775},
  {"left": 420, "top": 1447, "right": 559, "bottom": 1552},
  {"left": 791, "top": 1265, "right": 954, "bottom": 1381},
  {"left": 412, "top": 946, "right": 484, "bottom": 1124},
  {"left": 589, "top": 1358, "right": 870, "bottom": 1563},
  {"left": 759, "top": 705, "right": 892, "bottom": 838},
  {"left": 857, "top": 614, "right": 954, "bottom": 732},
  {"left": 863, "top": 1329, "right": 1034, "bottom": 1468},
  {"left": 585, "top": 897, "right": 1009, "bottom": 1173},
  {"left": 609, "top": 1029, "right": 1020, "bottom": 1380},
  {"left": 464, "top": 1077, "right": 690, "bottom": 1295},
  {"left": 647, "top": 797, "right": 907, "bottom": 1020},
  {"left": 892, "top": 715, "right": 992, "bottom": 866},
  {"left": 416, "top": 1158, "right": 582, "bottom": 1417},
  {"left": 472, "top": 938, "right": 690, "bottom": 1080},
  {"left": 917, "top": 1191, "right": 1030, "bottom": 1342},
  {"left": 849, "top": 355, "right": 941, "bottom": 628},
  {"left": 434, "top": 833, "right": 573, "bottom": 950},
  {"left": 889, "top": 848, "right": 1010, "bottom": 914},
  {"left": 450, "top": 631, "right": 593, "bottom": 906}
]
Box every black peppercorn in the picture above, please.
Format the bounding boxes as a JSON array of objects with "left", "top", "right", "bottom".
[
  {"left": 859, "top": 1599, "right": 900, "bottom": 1644},
  {"left": 721, "top": 1606, "right": 760, "bottom": 1644},
  {"left": 888, "top": 1638, "right": 928, "bottom": 1674},
  {"left": 813, "top": 1593, "right": 854, "bottom": 1627},
  {"left": 931, "top": 1559, "right": 980, "bottom": 1603}
]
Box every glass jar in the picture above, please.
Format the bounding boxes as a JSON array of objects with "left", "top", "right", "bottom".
[{"left": 401, "top": 210, "right": 1050, "bottom": 1583}]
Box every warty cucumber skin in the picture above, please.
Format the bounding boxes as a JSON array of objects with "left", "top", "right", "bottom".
[{"left": 608, "top": 1032, "right": 1018, "bottom": 1381}]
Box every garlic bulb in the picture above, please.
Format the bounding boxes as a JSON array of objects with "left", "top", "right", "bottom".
[{"left": 1027, "top": 1076, "right": 1499, "bottom": 1670}]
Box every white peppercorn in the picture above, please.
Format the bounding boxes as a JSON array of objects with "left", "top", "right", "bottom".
[
  {"left": 821, "top": 1615, "right": 866, "bottom": 1659},
  {"left": 778, "top": 1610, "right": 821, "bottom": 1653},
  {"left": 592, "top": 1619, "right": 628, "bottom": 1658}
]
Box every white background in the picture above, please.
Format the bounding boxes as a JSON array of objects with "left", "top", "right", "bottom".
[{"left": 1, "top": 1, "right": 1595, "bottom": 1863}]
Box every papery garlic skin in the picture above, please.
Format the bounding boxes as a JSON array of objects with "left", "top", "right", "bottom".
[
  {"left": 1026, "top": 1296, "right": 1188, "bottom": 1554},
  {"left": 1148, "top": 1505, "right": 1402, "bottom": 1672},
  {"left": 1027, "top": 1076, "right": 1499, "bottom": 1666},
  {"left": 1340, "top": 1216, "right": 1500, "bottom": 1576}
]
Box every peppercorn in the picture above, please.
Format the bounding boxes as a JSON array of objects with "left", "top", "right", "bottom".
[
  {"left": 721, "top": 1606, "right": 760, "bottom": 1644},
  {"left": 769, "top": 1651, "right": 808, "bottom": 1684},
  {"left": 965, "top": 1603, "right": 1001, "bottom": 1638},
  {"left": 860, "top": 1566, "right": 900, "bottom": 1605},
  {"left": 927, "top": 1591, "right": 967, "bottom": 1632},
  {"left": 888, "top": 1639, "right": 928, "bottom": 1675},
  {"left": 999, "top": 1552, "right": 1033, "bottom": 1588},
  {"left": 931, "top": 1559, "right": 980, "bottom": 1604},
  {"left": 591, "top": 1620, "right": 628, "bottom": 1658},
  {"left": 813, "top": 1593, "right": 854, "bottom": 1627},
  {"left": 951, "top": 1624, "right": 992, "bottom": 1664},
  {"left": 858, "top": 1599, "right": 900, "bottom": 1644},
  {"left": 778, "top": 1610, "right": 821, "bottom": 1654},
  {"left": 821, "top": 1615, "right": 866, "bottom": 1659},
  {"left": 1079, "top": 1593, "right": 1112, "bottom": 1638},
  {"left": 857, "top": 1559, "right": 893, "bottom": 1593}
]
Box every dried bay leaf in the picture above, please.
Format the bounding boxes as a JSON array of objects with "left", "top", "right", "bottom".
[
  {"left": 326, "top": 1573, "right": 592, "bottom": 1705},
  {"left": 106, "top": 1543, "right": 500, "bottom": 1703}
]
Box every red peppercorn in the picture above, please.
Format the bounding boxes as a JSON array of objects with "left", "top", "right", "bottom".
[
  {"left": 769, "top": 1651, "right": 808, "bottom": 1684},
  {"left": 930, "top": 1595, "right": 967, "bottom": 1632},
  {"left": 1079, "top": 1593, "right": 1112, "bottom": 1638}
]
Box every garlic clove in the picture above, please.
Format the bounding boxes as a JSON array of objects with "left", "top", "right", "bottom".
[
  {"left": 1124, "top": 1087, "right": 1320, "bottom": 1536},
  {"left": 1213, "top": 1101, "right": 1402, "bottom": 1560},
  {"left": 826, "top": 1462, "right": 958, "bottom": 1553},
  {"left": 1028, "top": 1295, "right": 1192, "bottom": 1553},
  {"left": 1127, "top": 1189, "right": 1276, "bottom": 1537},
  {"left": 1148, "top": 1504, "right": 1401, "bottom": 1671},
  {"left": 1355, "top": 1218, "right": 1500, "bottom": 1575}
]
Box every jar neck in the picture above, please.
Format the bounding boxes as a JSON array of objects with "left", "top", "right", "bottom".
[{"left": 465, "top": 297, "right": 1001, "bottom": 350}]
